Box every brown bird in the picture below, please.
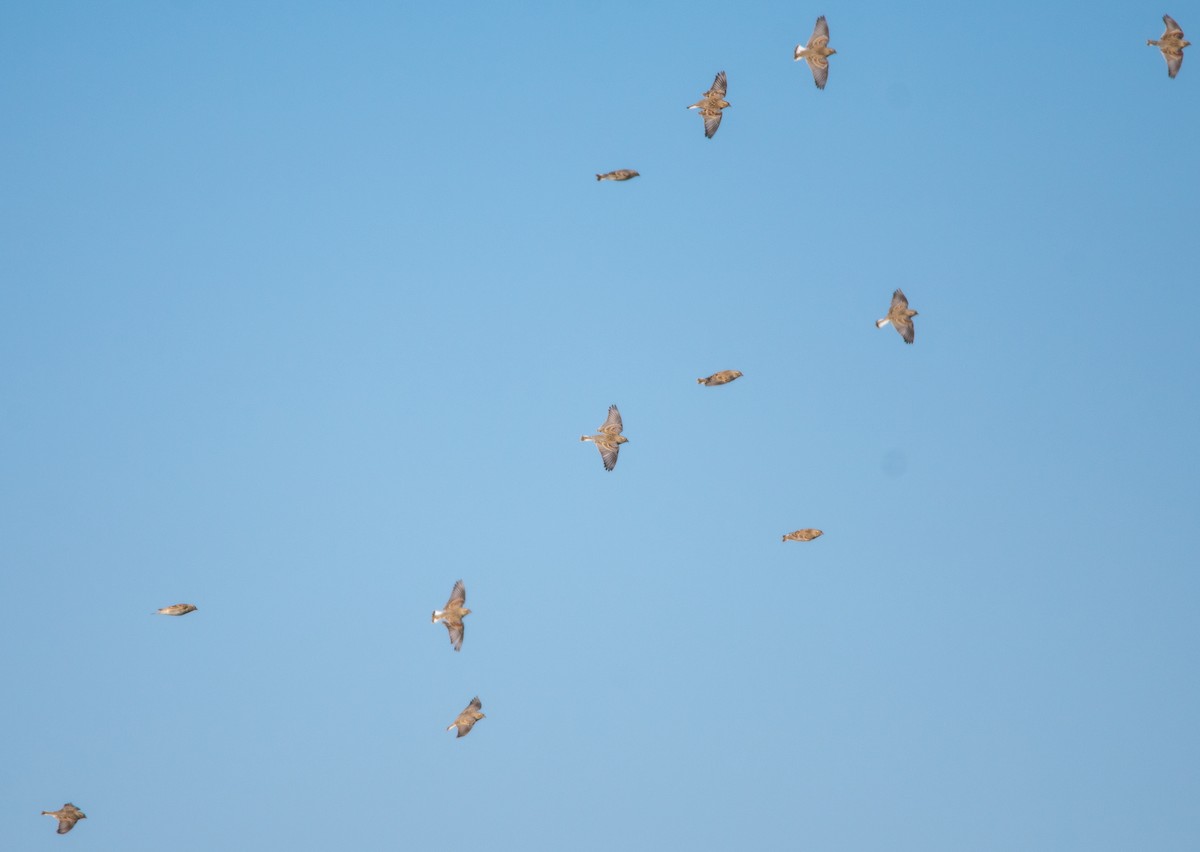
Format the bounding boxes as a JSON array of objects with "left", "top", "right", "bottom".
[
  {"left": 794, "top": 16, "right": 837, "bottom": 89},
  {"left": 687, "top": 71, "right": 730, "bottom": 138},
  {"left": 697, "top": 370, "right": 743, "bottom": 386},
  {"left": 782, "top": 529, "right": 824, "bottom": 542},
  {"left": 431, "top": 579, "right": 471, "bottom": 652},
  {"left": 876, "top": 289, "right": 918, "bottom": 344},
  {"left": 41, "top": 803, "right": 86, "bottom": 835},
  {"left": 447, "top": 696, "right": 485, "bottom": 738},
  {"left": 596, "top": 169, "right": 640, "bottom": 182},
  {"left": 155, "top": 603, "right": 197, "bottom": 616},
  {"left": 1148, "top": 14, "right": 1190, "bottom": 78},
  {"left": 580, "top": 404, "right": 628, "bottom": 471}
]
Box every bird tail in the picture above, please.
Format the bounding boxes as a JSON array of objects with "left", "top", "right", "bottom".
[
  {"left": 875, "top": 318, "right": 891, "bottom": 328},
  {"left": 446, "top": 723, "right": 458, "bottom": 733},
  {"left": 432, "top": 610, "right": 443, "bottom": 623},
  {"left": 41, "top": 811, "right": 51, "bottom": 816},
  {"left": 696, "top": 378, "right": 706, "bottom": 384},
  {"left": 580, "top": 435, "right": 590, "bottom": 442},
  {"left": 595, "top": 174, "right": 603, "bottom": 181}
]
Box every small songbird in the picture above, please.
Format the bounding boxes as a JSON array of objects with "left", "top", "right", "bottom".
[
  {"left": 155, "top": 603, "right": 197, "bottom": 616},
  {"left": 580, "top": 404, "right": 628, "bottom": 471},
  {"left": 697, "top": 370, "right": 743, "bottom": 386},
  {"left": 1148, "top": 15, "right": 1190, "bottom": 78},
  {"left": 876, "top": 289, "right": 918, "bottom": 344},
  {"left": 782, "top": 529, "right": 824, "bottom": 542},
  {"left": 431, "top": 579, "right": 471, "bottom": 652},
  {"left": 41, "top": 803, "right": 86, "bottom": 835},
  {"left": 448, "top": 696, "right": 485, "bottom": 738},
  {"left": 794, "top": 16, "right": 837, "bottom": 89},
  {"left": 596, "top": 169, "right": 640, "bottom": 182},
  {"left": 688, "top": 71, "right": 730, "bottom": 138}
]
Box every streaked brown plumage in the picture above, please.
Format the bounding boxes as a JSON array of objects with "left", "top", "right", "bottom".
[
  {"left": 155, "top": 603, "right": 197, "bottom": 616},
  {"left": 697, "top": 370, "right": 743, "bottom": 386},
  {"left": 794, "top": 16, "right": 837, "bottom": 89},
  {"left": 687, "top": 71, "right": 730, "bottom": 138},
  {"left": 42, "top": 803, "right": 86, "bottom": 835},
  {"left": 596, "top": 169, "right": 640, "bottom": 182},
  {"left": 448, "top": 696, "right": 485, "bottom": 738},
  {"left": 431, "top": 579, "right": 471, "bottom": 652},
  {"left": 580, "top": 404, "right": 628, "bottom": 471},
  {"left": 1148, "top": 14, "right": 1190, "bottom": 78},
  {"left": 782, "top": 529, "right": 824, "bottom": 542},
  {"left": 875, "top": 289, "right": 918, "bottom": 344}
]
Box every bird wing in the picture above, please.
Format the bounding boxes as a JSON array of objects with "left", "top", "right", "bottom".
[
  {"left": 701, "top": 108, "right": 724, "bottom": 138},
  {"left": 707, "top": 70, "right": 728, "bottom": 98},
  {"left": 444, "top": 619, "right": 464, "bottom": 651},
  {"left": 1163, "top": 15, "right": 1184, "bottom": 36},
  {"left": 808, "top": 56, "right": 830, "bottom": 89},
  {"left": 444, "top": 579, "right": 466, "bottom": 609},
  {"left": 890, "top": 289, "right": 909, "bottom": 311},
  {"left": 1163, "top": 46, "right": 1184, "bottom": 77},
  {"left": 598, "top": 442, "right": 619, "bottom": 471},
  {"left": 57, "top": 818, "right": 78, "bottom": 835},
  {"left": 810, "top": 15, "right": 830, "bottom": 47},
  {"left": 466, "top": 696, "right": 482, "bottom": 713},
  {"left": 600, "top": 405, "right": 623, "bottom": 435},
  {"left": 894, "top": 316, "right": 915, "bottom": 344}
]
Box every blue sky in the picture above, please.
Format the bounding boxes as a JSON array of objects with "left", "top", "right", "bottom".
[{"left": 3, "top": 1, "right": 1199, "bottom": 849}]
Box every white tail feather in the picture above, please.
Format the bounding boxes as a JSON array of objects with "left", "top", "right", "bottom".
[{"left": 876, "top": 318, "right": 891, "bottom": 328}]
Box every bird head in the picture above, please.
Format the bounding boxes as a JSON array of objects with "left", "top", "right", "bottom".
[
  {"left": 829, "top": 48, "right": 838, "bottom": 55},
  {"left": 617, "top": 436, "right": 629, "bottom": 444},
  {"left": 462, "top": 608, "right": 472, "bottom": 616}
]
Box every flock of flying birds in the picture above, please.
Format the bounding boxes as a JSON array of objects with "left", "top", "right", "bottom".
[{"left": 37, "top": 10, "right": 1191, "bottom": 838}]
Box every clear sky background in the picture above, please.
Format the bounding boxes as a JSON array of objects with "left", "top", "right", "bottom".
[{"left": 3, "top": 1, "right": 1199, "bottom": 849}]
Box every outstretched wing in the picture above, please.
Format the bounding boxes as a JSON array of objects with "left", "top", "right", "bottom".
[
  {"left": 600, "top": 405, "right": 623, "bottom": 435},
  {"left": 894, "top": 316, "right": 916, "bottom": 344},
  {"left": 890, "top": 289, "right": 909, "bottom": 311},
  {"left": 808, "top": 56, "right": 830, "bottom": 89},
  {"left": 598, "top": 441, "right": 620, "bottom": 471},
  {"left": 1163, "top": 46, "right": 1184, "bottom": 78},
  {"left": 1163, "top": 14, "right": 1184, "bottom": 37},
  {"left": 707, "top": 70, "right": 728, "bottom": 98},
  {"left": 810, "top": 15, "right": 830, "bottom": 48},
  {"left": 57, "top": 818, "right": 79, "bottom": 835},
  {"left": 444, "top": 579, "right": 466, "bottom": 609},
  {"left": 702, "top": 108, "right": 724, "bottom": 138},
  {"left": 444, "top": 619, "right": 464, "bottom": 651}
]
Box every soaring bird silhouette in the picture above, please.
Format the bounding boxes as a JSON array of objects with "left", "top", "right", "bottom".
[
  {"left": 431, "top": 580, "right": 471, "bottom": 652},
  {"left": 876, "top": 289, "right": 919, "bottom": 344},
  {"left": 580, "top": 405, "right": 628, "bottom": 471},
  {"left": 688, "top": 71, "right": 730, "bottom": 138},
  {"left": 795, "top": 16, "right": 837, "bottom": 89},
  {"left": 1148, "top": 14, "right": 1190, "bottom": 78},
  {"left": 448, "top": 696, "right": 486, "bottom": 738},
  {"left": 41, "top": 803, "right": 86, "bottom": 835}
]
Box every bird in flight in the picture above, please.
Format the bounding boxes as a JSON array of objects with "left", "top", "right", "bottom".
[
  {"left": 41, "top": 803, "right": 86, "bottom": 835},
  {"left": 580, "top": 405, "right": 628, "bottom": 471},
  {"left": 431, "top": 580, "right": 471, "bottom": 652},
  {"left": 782, "top": 529, "right": 824, "bottom": 542},
  {"left": 596, "top": 169, "right": 640, "bottom": 182},
  {"left": 155, "top": 603, "right": 198, "bottom": 616},
  {"left": 697, "top": 370, "right": 743, "bottom": 386},
  {"left": 448, "top": 696, "right": 486, "bottom": 738},
  {"left": 795, "top": 16, "right": 837, "bottom": 89},
  {"left": 876, "top": 289, "right": 918, "bottom": 344},
  {"left": 1148, "top": 14, "right": 1190, "bottom": 78},
  {"left": 688, "top": 71, "right": 730, "bottom": 138}
]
